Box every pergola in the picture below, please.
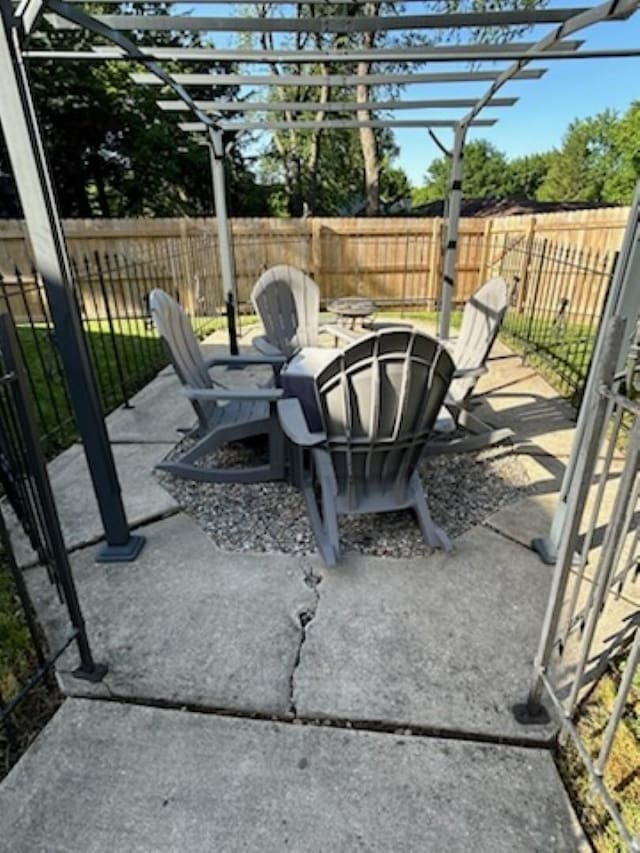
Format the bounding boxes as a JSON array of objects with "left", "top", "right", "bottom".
[{"left": 1, "top": 0, "right": 640, "bottom": 562}]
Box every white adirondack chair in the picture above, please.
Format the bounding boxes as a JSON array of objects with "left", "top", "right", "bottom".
[
  {"left": 277, "top": 328, "right": 455, "bottom": 565},
  {"left": 149, "top": 289, "right": 286, "bottom": 483},
  {"left": 426, "top": 276, "right": 514, "bottom": 455},
  {"left": 250, "top": 265, "right": 359, "bottom": 358}
]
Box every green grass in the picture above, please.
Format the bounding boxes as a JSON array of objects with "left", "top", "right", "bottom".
[
  {"left": 558, "top": 657, "right": 640, "bottom": 851},
  {"left": 501, "top": 315, "right": 598, "bottom": 405},
  {"left": 15, "top": 315, "right": 227, "bottom": 457},
  {"left": 0, "top": 548, "right": 63, "bottom": 781},
  {"left": 0, "top": 553, "right": 33, "bottom": 701}
]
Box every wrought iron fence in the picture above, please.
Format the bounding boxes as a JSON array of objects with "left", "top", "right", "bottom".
[
  {"left": 493, "top": 235, "right": 618, "bottom": 407},
  {"left": 0, "top": 312, "right": 104, "bottom": 777},
  {"left": 0, "top": 232, "right": 223, "bottom": 455},
  {"left": 521, "top": 318, "right": 639, "bottom": 849}
]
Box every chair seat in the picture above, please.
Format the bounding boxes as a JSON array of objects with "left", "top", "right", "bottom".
[{"left": 208, "top": 397, "right": 271, "bottom": 431}]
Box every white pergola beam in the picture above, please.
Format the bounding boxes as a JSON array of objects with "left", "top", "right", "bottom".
[
  {"left": 44, "top": 7, "right": 589, "bottom": 33},
  {"left": 24, "top": 42, "right": 588, "bottom": 63},
  {"left": 159, "top": 97, "right": 517, "bottom": 114},
  {"left": 179, "top": 118, "right": 497, "bottom": 132},
  {"left": 131, "top": 69, "right": 545, "bottom": 87}
]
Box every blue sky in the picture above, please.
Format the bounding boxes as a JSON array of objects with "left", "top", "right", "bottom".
[{"left": 396, "top": 15, "right": 640, "bottom": 185}]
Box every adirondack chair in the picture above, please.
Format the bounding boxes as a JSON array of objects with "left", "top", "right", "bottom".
[
  {"left": 149, "top": 289, "right": 286, "bottom": 483},
  {"left": 250, "top": 265, "right": 363, "bottom": 358},
  {"left": 277, "top": 329, "right": 455, "bottom": 566},
  {"left": 426, "top": 276, "right": 514, "bottom": 455}
]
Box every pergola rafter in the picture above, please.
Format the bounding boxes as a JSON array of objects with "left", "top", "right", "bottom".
[
  {"left": 179, "top": 118, "right": 498, "bottom": 132},
  {"left": 158, "top": 98, "right": 517, "bottom": 114},
  {"left": 43, "top": 7, "right": 590, "bottom": 33}
]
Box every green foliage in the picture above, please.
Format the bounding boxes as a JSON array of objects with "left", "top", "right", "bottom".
[
  {"left": 0, "top": 7, "right": 270, "bottom": 218},
  {"left": 537, "top": 112, "right": 620, "bottom": 203},
  {"left": 413, "top": 101, "right": 640, "bottom": 207},
  {"left": 507, "top": 152, "right": 554, "bottom": 198},
  {"left": 537, "top": 103, "right": 640, "bottom": 205},
  {"left": 416, "top": 140, "right": 513, "bottom": 203}
]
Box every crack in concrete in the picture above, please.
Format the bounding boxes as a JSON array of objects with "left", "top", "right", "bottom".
[{"left": 288, "top": 560, "right": 322, "bottom": 718}]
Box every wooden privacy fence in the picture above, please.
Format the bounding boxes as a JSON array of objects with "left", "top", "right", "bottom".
[{"left": 0, "top": 207, "right": 629, "bottom": 321}]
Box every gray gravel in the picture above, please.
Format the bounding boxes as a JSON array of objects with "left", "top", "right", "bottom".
[{"left": 156, "top": 435, "right": 532, "bottom": 558}]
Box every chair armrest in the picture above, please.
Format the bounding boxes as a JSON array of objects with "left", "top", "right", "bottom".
[
  {"left": 319, "top": 323, "right": 359, "bottom": 343},
  {"left": 205, "top": 354, "right": 286, "bottom": 368},
  {"left": 252, "top": 336, "right": 285, "bottom": 358},
  {"left": 452, "top": 365, "right": 488, "bottom": 380},
  {"left": 181, "top": 387, "right": 284, "bottom": 402},
  {"left": 276, "top": 398, "right": 327, "bottom": 447}
]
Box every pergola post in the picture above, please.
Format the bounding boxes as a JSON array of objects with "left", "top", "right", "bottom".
[
  {"left": 532, "top": 180, "right": 640, "bottom": 564},
  {"left": 208, "top": 128, "right": 239, "bottom": 355},
  {"left": 439, "top": 123, "right": 466, "bottom": 340},
  {"left": 0, "top": 0, "right": 144, "bottom": 562}
]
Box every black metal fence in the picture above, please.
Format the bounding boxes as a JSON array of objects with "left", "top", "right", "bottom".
[
  {"left": 0, "top": 313, "right": 104, "bottom": 777},
  {"left": 495, "top": 235, "right": 618, "bottom": 406},
  {"left": 0, "top": 233, "right": 223, "bottom": 456}
]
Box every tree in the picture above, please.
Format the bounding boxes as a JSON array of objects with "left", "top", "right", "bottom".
[
  {"left": 507, "top": 152, "right": 553, "bottom": 198},
  {"left": 602, "top": 101, "right": 640, "bottom": 204},
  {"left": 536, "top": 112, "right": 619, "bottom": 203},
  {"left": 0, "top": 6, "right": 266, "bottom": 218},
  {"left": 246, "top": 0, "right": 548, "bottom": 216},
  {"left": 415, "top": 139, "right": 512, "bottom": 203}
]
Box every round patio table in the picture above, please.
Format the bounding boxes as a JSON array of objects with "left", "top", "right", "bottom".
[{"left": 327, "top": 296, "right": 377, "bottom": 330}]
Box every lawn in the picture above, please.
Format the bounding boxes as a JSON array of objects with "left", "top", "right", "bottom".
[
  {"left": 15, "top": 315, "right": 227, "bottom": 456},
  {"left": 0, "top": 547, "right": 62, "bottom": 781},
  {"left": 501, "top": 315, "right": 598, "bottom": 404},
  {"left": 558, "top": 655, "right": 640, "bottom": 851}
]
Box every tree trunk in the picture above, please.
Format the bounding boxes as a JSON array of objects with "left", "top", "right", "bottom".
[
  {"left": 357, "top": 6, "right": 380, "bottom": 216},
  {"left": 357, "top": 66, "right": 379, "bottom": 217}
]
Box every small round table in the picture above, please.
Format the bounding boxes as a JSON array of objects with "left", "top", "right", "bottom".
[{"left": 327, "top": 297, "right": 377, "bottom": 330}]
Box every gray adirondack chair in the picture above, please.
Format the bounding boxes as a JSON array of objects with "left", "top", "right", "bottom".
[
  {"left": 277, "top": 329, "right": 455, "bottom": 565},
  {"left": 250, "top": 265, "right": 360, "bottom": 358},
  {"left": 149, "top": 288, "right": 286, "bottom": 483},
  {"left": 426, "top": 276, "right": 514, "bottom": 455}
]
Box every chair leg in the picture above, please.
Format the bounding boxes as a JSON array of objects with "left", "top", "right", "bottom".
[
  {"left": 267, "top": 401, "right": 286, "bottom": 480},
  {"left": 409, "top": 473, "right": 453, "bottom": 552},
  {"left": 159, "top": 414, "right": 285, "bottom": 484},
  {"left": 297, "top": 449, "right": 340, "bottom": 566}
]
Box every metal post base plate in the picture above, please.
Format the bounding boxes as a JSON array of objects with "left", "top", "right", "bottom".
[
  {"left": 72, "top": 662, "right": 108, "bottom": 683},
  {"left": 95, "top": 534, "right": 146, "bottom": 563},
  {"left": 512, "top": 701, "right": 552, "bottom": 726},
  {"left": 531, "top": 535, "right": 557, "bottom": 565}
]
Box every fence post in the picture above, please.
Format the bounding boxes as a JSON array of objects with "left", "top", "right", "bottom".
[
  {"left": 311, "top": 219, "right": 322, "bottom": 284},
  {"left": 477, "top": 217, "right": 493, "bottom": 285},
  {"left": 427, "top": 218, "right": 441, "bottom": 309},
  {"left": 517, "top": 216, "right": 537, "bottom": 313},
  {"left": 179, "top": 219, "right": 196, "bottom": 316}
]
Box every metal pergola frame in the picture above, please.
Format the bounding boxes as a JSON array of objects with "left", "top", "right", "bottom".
[{"left": 1, "top": 0, "right": 639, "bottom": 560}]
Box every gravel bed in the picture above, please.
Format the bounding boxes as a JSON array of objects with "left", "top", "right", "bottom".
[{"left": 156, "top": 434, "right": 532, "bottom": 559}]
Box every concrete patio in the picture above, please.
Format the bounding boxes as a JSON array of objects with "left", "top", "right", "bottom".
[{"left": 1, "top": 330, "right": 592, "bottom": 850}]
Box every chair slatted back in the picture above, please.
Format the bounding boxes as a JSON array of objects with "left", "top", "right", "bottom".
[
  {"left": 315, "top": 330, "right": 455, "bottom": 504},
  {"left": 251, "top": 265, "right": 321, "bottom": 358},
  {"left": 450, "top": 276, "right": 509, "bottom": 404},
  {"left": 149, "top": 289, "right": 216, "bottom": 427}
]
